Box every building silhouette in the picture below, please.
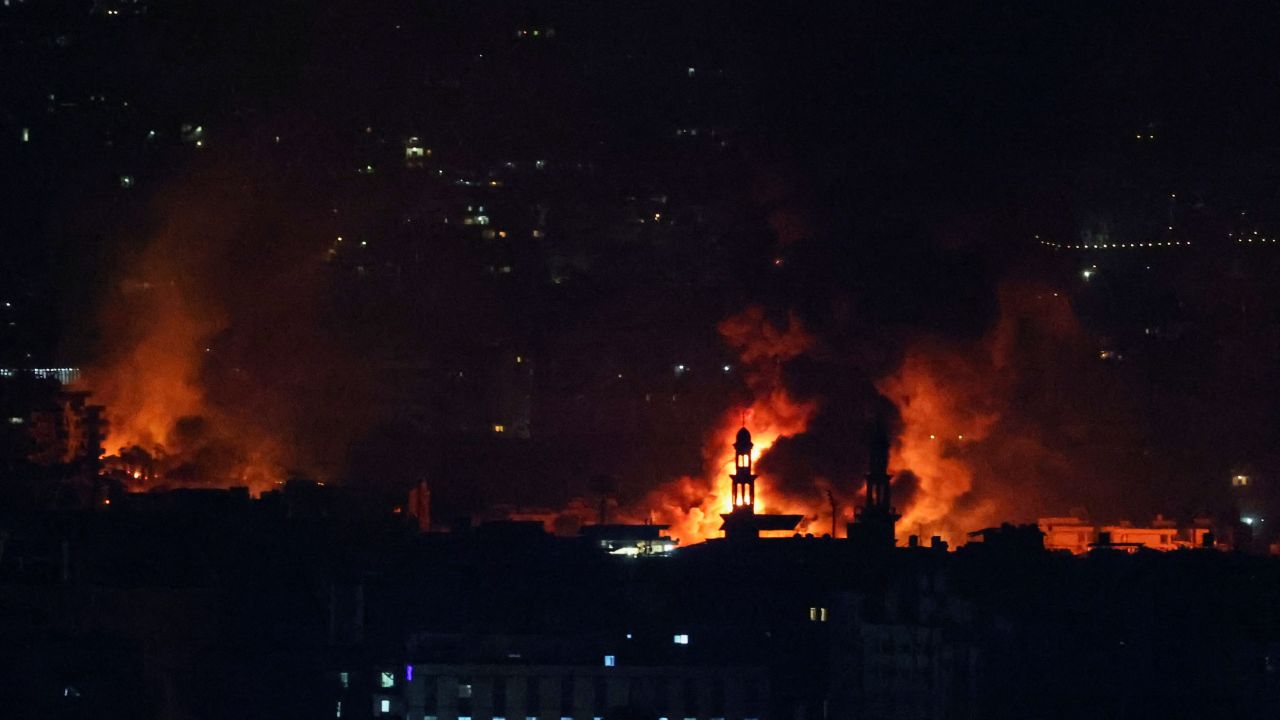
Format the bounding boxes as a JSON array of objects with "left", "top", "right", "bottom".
[
  {"left": 849, "top": 419, "right": 900, "bottom": 549},
  {"left": 719, "top": 426, "right": 802, "bottom": 540}
]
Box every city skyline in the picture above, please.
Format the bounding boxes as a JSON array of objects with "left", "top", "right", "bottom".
[{"left": 3, "top": 5, "right": 1280, "bottom": 716}]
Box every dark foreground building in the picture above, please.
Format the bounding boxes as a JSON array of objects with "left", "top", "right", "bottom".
[{"left": 2, "top": 452, "right": 1280, "bottom": 719}]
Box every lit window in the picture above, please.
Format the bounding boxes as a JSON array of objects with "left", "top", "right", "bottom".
[
  {"left": 604, "top": 655, "right": 616, "bottom": 667},
  {"left": 493, "top": 424, "right": 506, "bottom": 433},
  {"left": 380, "top": 699, "right": 391, "bottom": 714},
  {"left": 406, "top": 665, "right": 413, "bottom": 681},
  {"left": 820, "top": 607, "right": 828, "bottom": 622},
  {"left": 459, "top": 683, "right": 473, "bottom": 698},
  {"left": 380, "top": 671, "right": 395, "bottom": 688},
  {"left": 339, "top": 671, "right": 349, "bottom": 688},
  {"left": 673, "top": 634, "right": 689, "bottom": 645},
  {"left": 809, "top": 607, "right": 817, "bottom": 621},
  {"left": 336, "top": 700, "right": 343, "bottom": 717}
]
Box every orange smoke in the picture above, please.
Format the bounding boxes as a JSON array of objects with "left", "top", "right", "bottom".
[
  {"left": 80, "top": 193, "right": 289, "bottom": 495},
  {"left": 90, "top": 280, "right": 213, "bottom": 455},
  {"left": 638, "top": 307, "right": 822, "bottom": 545},
  {"left": 877, "top": 345, "right": 1000, "bottom": 542},
  {"left": 877, "top": 282, "right": 1084, "bottom": 543}
]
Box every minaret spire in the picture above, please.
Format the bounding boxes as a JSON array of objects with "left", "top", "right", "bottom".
[
  {"left": 851, "top": 415, "right": 900, "bottom": 548},
  {"left": 731, "top": 426, "right": 756, "bottom": 511},
  {"left": 720, "top": 424, "right": 804, "bottom": 542}
]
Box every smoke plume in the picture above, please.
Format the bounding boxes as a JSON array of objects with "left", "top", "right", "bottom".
[
  {"left": 628, "top": 306, "right": 821, "bottom": 543},
  {"left": 878, "top": 281, "right": 1147, "bottom": 541},
  {"left": 80, "top": 151, "right": 377, "bottom": 494},
  {"left": 631, "top": 277, "right": 1149, "bottom": 547}
]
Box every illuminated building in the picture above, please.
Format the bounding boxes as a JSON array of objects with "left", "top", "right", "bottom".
[
  {"left": 1231, "top": 471, "right": 1263, "bottom": 527},
  {"left": 579, "top": 523, "right": 678, "bottom": 556},
  {"left": 1038, "top": 517, "right": 1095, "bottom": 554},
  {"left": 0, "top": 367, "right": 81, "bottom": 385},
  {"left": 1039, "top": 515, "right": 1214, "bottom": 554}
]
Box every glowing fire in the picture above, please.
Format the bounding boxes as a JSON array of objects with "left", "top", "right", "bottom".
[
  {"left": 877, "top": 282, "right": 1084, "bottom": 544},
  {"left": 638, "top": 307, "right": 821, "bottom": 545},
  {"left": 81, "top": 214, "right": 289, "bottom": 495},
  {"left": 877, "top": 347, "right": 1000, "bottom": 543},
  {"left": 637, "top": 283, "right": 1086, "bottom": 549}
]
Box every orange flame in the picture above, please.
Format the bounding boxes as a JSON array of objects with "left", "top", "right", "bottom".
[
  {"left": 877, "top": 345, "right": 1000, "bottom": 543},
  {"left": 81, "top": 206, "right": 288, "bottom": 495},
  {"left": 878, "top": 282, "right": 1084, "bottom": 543},
  {"left": 636, "top": 307, "right": 822, "bottom": 545}
]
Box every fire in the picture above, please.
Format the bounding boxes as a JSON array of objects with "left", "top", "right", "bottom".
[
  {"left": 878, "top": 282, "right": 1085, "bottom": 543},
  {"left": 638, "top": 307, "right": 821, "bottom": 545},
  {"left": 634, "top": 282, "right": 1090, "bottom": 547},
  {"left": 80, "top": 200, "right": 290, "bottom": 495},
  {"left": 89, "top": 281, "right": 211, "bottom": 455},
  {"left": 876, "top": 345, "right": 1000, "bottom": 543}
]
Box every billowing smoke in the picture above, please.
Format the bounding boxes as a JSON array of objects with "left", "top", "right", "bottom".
[
  {"left": 627, "top": 306, "right": 822, "bottom": 544},
  {"left": 80, "top": 150, "right": 379, "bottom": 494},
  {"left": 626, "top": 276, "right": 1150, "bottom": 547},
  {"left": 879, "top": 280, "right": 1145, "bottom": 542},
  {"left": 885, "top": 278, "right": 1157, "bottom": 535}
]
